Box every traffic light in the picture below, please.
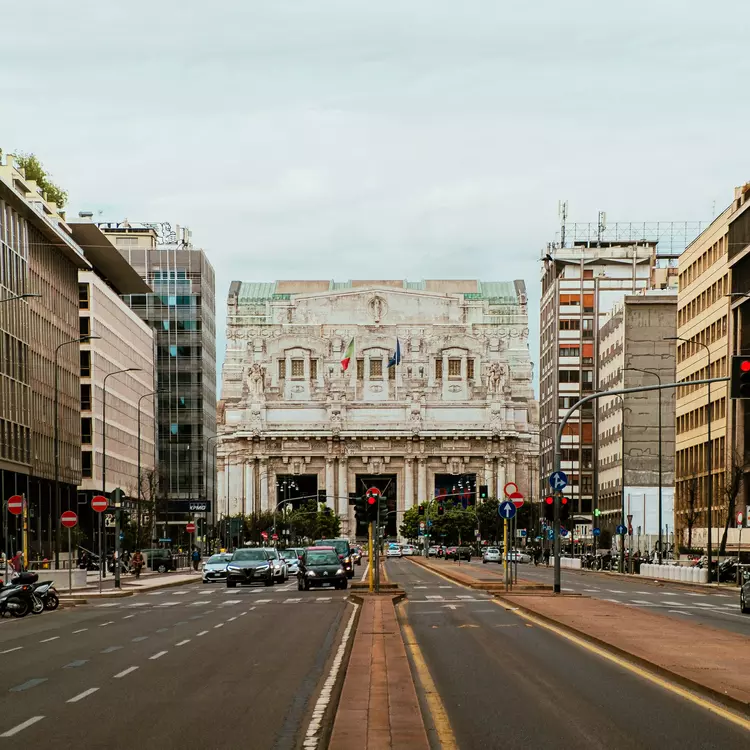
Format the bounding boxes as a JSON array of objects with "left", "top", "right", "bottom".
[
  {"left": 418, "top": 504, "right": 424, "bottom": 516},
  {"left": 437, "top": 503, "right": 444, "bottom": 516},
  {"left": 593, "top": 508, "right": 601, "bottom": 517},
  {"left": 560, "top": 496, "right": 570, "bottom": 523},
  {"left": 354, "top": 495, "right": 367, "bottom": 526},
  {"left": 365, "top": 489, "right": 378, "bottom": 522},
  {"left": 317, "top": 489, "right": 327, "bottom": 504},
  {"left": 730, "top": 356, "right": 750, "bottom": 399},
  {"left": 544, "top": 496, "right": 554, "bottom": 521},
  {"left": 379, "top": 496, "right": 388, "bottom": 522},
  {"left": 479, "top": 485, "right": 488, "bottom": 500},
  {"left": 348, "top": 492, "right": 357, "bottom": 506}
]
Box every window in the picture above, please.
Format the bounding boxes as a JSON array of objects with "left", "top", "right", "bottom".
[
  {"left": 370, "top": 358, "right": 383, "bottom": 378},
  {"left": 79, "top": 316, "right": 90, "bottom": 337},
  {"left": 81, "top": 384, "right": 91, "bottom": 411},
  {"left": 116, "top": 236, "right": 139, "bottom": 246},
  {"left": 581, "top": 475, "right": 593, "bottom": 494},
  {"left": 278, "top": 359, "right": 286, "bottom": 379},
  {"left": 559, "top": 346, "right": 580, "bottom": 357},
  {"left": 291, "top": 359, "right": 304, "bottom": 378},
  {"left": 435, "top": 359, "right": 443, "bottom": 379},
  {"left": 447, "top": 358, "right": 461, "bottom": 378},
  {"left": 80, "top": 350, "right": 91, "bottom": 378},
  {"left": 558, "top": 369, "right": 579, "bottom": 383},
  {"left": 467, "top": 359, "right": 475, "bottom": 380},
  {"left": 310, "top": 359, "right": 318, "bottom": 380},
  {"left": 81, "top": 417, "right": 92, "bottom": 444},
  {"left": 559, "top": 319, "right": 580, "bottom": 330},
  {"left": 82, "top": 451, "right": 92, "bottom": 478},
  {"left": 356, "top": 358, "right": 364, "bottom": 379},
  {"left": 78, "top": 283, "right": 89, "bottom": 310},
  {"left": 389, "top": 364, "right": 396, "bottom": 380}
]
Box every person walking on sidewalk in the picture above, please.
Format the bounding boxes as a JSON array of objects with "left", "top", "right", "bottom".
[
  {"left": 132, "top": 550, "right": 144, "bottom": 580},
  {"left": 543, "top": 547, "right": 550, "bottom": 567},
  {"left": 191, "top": 546, "right": 201, "bottom": 572}
]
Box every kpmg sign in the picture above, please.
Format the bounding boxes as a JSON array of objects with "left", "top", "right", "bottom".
[{"left": 167, "top": 500, "right": 212, "bottom": 514}]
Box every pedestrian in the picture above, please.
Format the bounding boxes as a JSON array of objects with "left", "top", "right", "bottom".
[
  {"left": 131, "top": 550, "right": 144, "bottom": 580},
  {"left": 191, "top": 546, "right": 201, "bottom": 572},
  {"left": 11, "top": 550, "right": 23, "bottom": 573},
  {"left": 543, "top": 547, "right": 550, "bottom": 567}
]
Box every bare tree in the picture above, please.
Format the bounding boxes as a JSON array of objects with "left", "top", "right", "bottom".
[
  {"left": 683, "top": 474, "right": 699, "bottom": 552},
  {"left": 719, "top": 452, "right": 743, "bottom": 557},
  {"left": 136, "top": 467, "right": 163, "bottom": 548}
]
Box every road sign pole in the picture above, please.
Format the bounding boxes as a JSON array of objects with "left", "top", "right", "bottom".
[
  {"left": 504, "top": 518, "right": 508, "bottom": 592},
  {"left": 98, "top": 512, "right": 103, "bottom": 595},
  {"left": 68, "top": 526, "right": 72, "bottom": 595},
  {"left": 553, "top": 492, "right": 561, "bottom": 594},
  {"left": 114, "top": 503, "right": 121, "bottom": 590},
  {"left": 368, "top": 521, "right": 374, "bottom": 593}
]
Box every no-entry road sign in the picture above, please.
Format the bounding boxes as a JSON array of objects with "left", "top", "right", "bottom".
[
  {"left": 61, "top": 510, "right": 78, "bottom": 528},
  {"left": 7, "top": 495, "right": 23, "bottom": 515},
  {"left": 91, "top": 496, "right": 108, "bottom": 513},
  {"left": 186, "top": 522, "right": 196, "bottom": 534},
  {"left": 509, "top": 491, "right": 525, "bottom": 509}
]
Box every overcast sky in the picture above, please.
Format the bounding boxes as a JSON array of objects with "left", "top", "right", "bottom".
[{"left": 2, "top": 1, "right": 748, "bottom": 383}]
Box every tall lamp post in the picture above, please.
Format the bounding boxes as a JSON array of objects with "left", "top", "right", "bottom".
[
  {"left": 102, "top": 368, "right": 141, "bottom": 581},
  {"left": 205, "top": 435, "right": 219, "bottom": 554},
  {"left": 666, "top": 336, "right": 712, "bottom": 576},
  {"left": 624, "top": 366, "right": 663, "bottom": 562},
  {"left": 136, "top": 390, "right": 158, "bottom": 550},
  {"left": 54, "top": 334, "right": 100, "bottom": 569}
]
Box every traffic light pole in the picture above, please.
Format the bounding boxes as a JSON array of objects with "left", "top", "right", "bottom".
[
  {"left": 552, "top": 376, "right": 727, "bottom": 594},
  {"left": 368, "top": 521, "right": 374, "bottom": 593}
]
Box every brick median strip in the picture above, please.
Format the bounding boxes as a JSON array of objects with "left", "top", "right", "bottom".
[{"left": 328, "top": 596, "right": 429, "bottom": 750}]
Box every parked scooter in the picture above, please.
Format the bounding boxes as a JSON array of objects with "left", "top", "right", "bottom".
[{"left": 0, "top": 582, "right": 38, "bottom": 618}]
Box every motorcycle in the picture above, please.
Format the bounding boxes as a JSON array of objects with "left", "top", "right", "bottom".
[
  {"left": 0, "top": 583, "right": 37, "bottom": 618},
  {"left": 30, "top": 581, "right": 60, "bottom": 611}
]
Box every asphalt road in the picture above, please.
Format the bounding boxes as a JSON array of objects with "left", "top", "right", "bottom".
[
  {"left": 460, "top": 559, "right": 750, "bottom": 636},
  {"left": 0, "top": 579, "right": 352, "bottom": 748},
  {"left": 387, "top": 558, "right": 750, "bottom": 750}
]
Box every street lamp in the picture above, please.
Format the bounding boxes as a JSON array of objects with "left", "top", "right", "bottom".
[
  {"left": 0, "top": 293, "right": 42, "bottom": 303},
  {"left": 136, "top": 390, "right": 158, "bottom": 549},
  {"left": 205, "top": 435, "right": 219, "bottom": 554},
  {"left": 623, "top": 366, "right": 663, "bottom": 562},
  {"left": 102, "top": 368, "right": 141, "bottom": 583},
  {"left": 666, "top": 336, "right": 713, "bottom": 576},
  {"left": 54, "top": 334, "right": 100, "bottom": 569}
]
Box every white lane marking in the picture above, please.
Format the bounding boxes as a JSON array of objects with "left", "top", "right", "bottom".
[
  {"left": 665, "top": 601, "right": 688, "bottom": 607},
  {"left": 602, "top": 598, "right": 621, "bottom": 604},
  {"left": 426, "top": 595, "right": 444, "bottom": 600},
  {"left": 72, "top": 628, "right": 88, "bottom": 634},
  {"left": 176, "top": 640, "right": 191, "bottom": 646},
  {"left": 114, "top": 666, "right": 139, "bottom": 679},
  {"left": 438, "top": 586, "right": 452, "bottom": 589},
  {"left": 196, "top": 630, "right": 209, "bottom": 636},
  {"left": 227, "top": 617, "right": 237, "bottom": 622},
  {"left": 634, "top": 591, "right": 653, "bottom": 595},
  {"left": 1, "top": 646, "right": 23, "bottom": 654},
  {"left": 222, "top": 600, "right": 242, "bottom": 606},
  {"left": 694, "top": 602, "right": 718, "bottom": 608},
  {"left": 239, "top": 611, "right": 247, "bottom": 616},
  {"left": 661, "top": 592, "right": 678, "bottom": 596},
  {"left": 714, "top": 594, "right": 729, "bottom": 599},
  {"left": 303, "top": 602, "right": 359, "bottom": 749},
  {"left": 123, "top": 615, "right": 135, "bottom": 620},
  {"left": 685, "top": 593, "right": 706, "bottom": 597},
  {"left": 96, "top": 603, "right": 120, "bottom": 608},
  {"left": 256, "top": 599, "right": 271, "bottom": 604},
  {"left": 157, "top": 602, "right": 180, "bottom": 607},
  {"left": 128, "top": 602, "right": 149, "bottom": 608},
  {"left": 40, "top": 636, "right": 60, "bottom": 643},
  {"left": 147, "top": 592, "right": 164, "bottom": 596},
  {"left": 214, "top": 623, "right": 224, "bottom": 629},
  {"left": 149, "top": 651, "right": 168, "bottom": 660},
  {"left": 457, "top": 595, "right": 475, "bottom": 600},
  {"left": 562, "top": 588, "right": 575, "bottom": 592},
  {"left": 630, "top": 600, "right": 654, "bottom": 605},
  {"left": 67, "top": 688, "right": 99, "bottom": 703},
  {"left": 99, "top": 621, "right": 114, "bottom": 627},
  {"left": 414, "top": 586, "right": 428, "bottom": 589},
  {"left": 316, "top": 597, "right": 332, "bottom": 602},
  {"left": 583, "top": 588, "right": 600, "bottom": 592},
  {"left": 284, "top": 598, "right": 301, "bottom": 604},
  {"left": 171, "top": 591, "right": 188, "bottom": 596},
  {"left": 606, "top": 589, "right": 626, "bottom": 594},
  {"left": 132, "top": 636, "right": 148, "bottom": 642},
  {"left": 668, "top": 610, "right": 693, "bottom": 615},
  {"left": 0, "top": 716, "right": 45, "bottom": 737}
]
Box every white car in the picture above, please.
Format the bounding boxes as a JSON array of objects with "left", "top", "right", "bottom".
[
  {"left": 264, "top": 547, "right": 289, "bottom": 581},
  {"left": 482, "top": 547, "right": 501, "bottom": 564},
  {"left": 401, "top": 545, "right": 417, "bottom": 556},
  {"left": 202, "top": 553, "right": 233, "bottom": 583},
  {"left": 504, "top": 550, "right": 531, "bottom": 564},
  {"left": 386, "top": 545, "right": 402, "bottom": 558},
  {"left": 279, "top": 550, "right": 300, "bottom": 575}
]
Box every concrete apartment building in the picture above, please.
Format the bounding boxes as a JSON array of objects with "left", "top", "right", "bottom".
[
  {"left": 99, "top": 223, "right": 217, "bottom": 541},
  {"left": 597, "top": 293, "right": 676, "bottom": 551},
  {"left": 0, "top": 153, "right": 90, "bottom": 560},
  {"left": 675, "top": 205, "right": 732, "bottom": 550},
  {"left": 68, "top": 222, "right": 156, "bottom": 529}
]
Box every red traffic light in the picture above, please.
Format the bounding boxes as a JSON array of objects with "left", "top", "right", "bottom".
[
  {"left": 742, "top": 360, "right": 750, "bottom": 372},
  {"left": 367, "top": 494, "right": 377, "bottom": 505},
  {"left": 545, "top": 496, "right": 554, "bottom": 505},
  {"left": 560, "top": 496, "right": 568, "bottom": 505}
]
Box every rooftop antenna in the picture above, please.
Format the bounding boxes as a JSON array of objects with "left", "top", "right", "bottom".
[
  {"left": 558, "top": 200, "right": 568, "bottom": 248},
  {"left": 597, "top": 210, "right": 607, "bottom": 244}
]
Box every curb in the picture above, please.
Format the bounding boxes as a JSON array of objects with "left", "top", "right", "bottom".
[
  {"left": 59, "top": 575, "right": 200, "bottom": 604},
  {"left": 564, "top": 566, "right": 738, "bottom": 593},
  {"left": 493, "top": 593, "right": 750, "bottom": 717}
]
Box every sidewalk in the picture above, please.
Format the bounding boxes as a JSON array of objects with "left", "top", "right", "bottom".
[
  {"left": 59, "top": 570, "right": 201, "bottom": 601},
  {"left": 329, "top": 596, "right": 429, "bottom": 750}
]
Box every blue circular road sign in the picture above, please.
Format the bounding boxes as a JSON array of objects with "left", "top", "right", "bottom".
[
  {"left": 498, "top": 500, "right": 517, "bottom": 520},
  {"left": 616, "top": 524, "right": 627, "bottom": 535},
  {"left": 560, "top": 528, "right": 569, "bottom": 537},
  {"left": 592, "top": 528, "right": 601, "bottom": 537},
  {"left": 549, "top": 471, "right": 568, "bottom": 491}
]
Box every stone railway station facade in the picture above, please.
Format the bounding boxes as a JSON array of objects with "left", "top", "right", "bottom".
[{"left": 217, "top": 279, "right": 538, "bottom": 539}]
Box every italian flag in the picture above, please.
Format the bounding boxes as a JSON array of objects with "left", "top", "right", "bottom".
[{"left": 341, "top": 337, "right": 355, "bottom": 371}]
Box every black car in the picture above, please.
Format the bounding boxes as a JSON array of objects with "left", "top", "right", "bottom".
[
  {"left": 298, "top": 547, "right": 348, "bottom": 591},
  {"left": 741, "top": 566, "right": 750, "bottom": 614},
  {"left": 226, "top": 548, "right": 274, "bottom": 587},
  {"left": 446, "top": 546, "right": 472, "bottom": 561},
  {"left": 314, "top": 538, "right": 355, "bottom": 578}
]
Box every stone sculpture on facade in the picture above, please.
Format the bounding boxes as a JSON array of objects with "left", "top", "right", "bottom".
[{"left": 249, "top": 362, "right": 266, "bottom": 398}]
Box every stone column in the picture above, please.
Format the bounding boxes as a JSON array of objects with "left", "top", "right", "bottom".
[
  {"left": 506, "top": 451, "right": 516, "bottom": 485},
  {"left": 244, "top": 459, "right": 256, "bottom": 515},
  {"left": 417, "top": 458, "right": 427, "bottom": 505},
  {"left": 259, "top": 459, "right": 269, "bottom": 512},
  {"left": 496, "top": 457, "right": 506, "bottom": 498},
  {"left": 484, "top": 456, "right": 494, "bottom": 498},
  {"left": 404, "top": 458, "right": 414, "bottom": 511},
  {"left": 337, "top": 457, "right": 348, "bottom": 518},
  {"left": 325, "top": 458, "right": 336, "bottom": 511},
  {"left": 217, "top": 456, "right": 227, "bottom": 520}
]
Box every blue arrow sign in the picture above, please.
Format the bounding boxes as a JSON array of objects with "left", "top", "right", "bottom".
[
  {"left": 549, "top": 471, "right": 568, "bottom": 491},
  {"left": 560, "top": 527, "right": 568, "bottom": 537},
  {"left": 616, "top": 524, "right": 627, "bottom": 535},
  {"left": 592, "top": 527, "right": 601, "bottom": 537},
  {"left": 498, "top": 500, "right": 517, "bottom": 519}
]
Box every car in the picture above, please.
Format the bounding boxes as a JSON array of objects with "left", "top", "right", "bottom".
[
  {"left": 446, "top": 546, "right": 472, "bottom": 561},
  {"left": 226, "top": 548, "right": 275, "bottom": 587},
  {"left": 202, "top": 553, "right": 233, "bottom": 583},
  {"left": 401, "top": 545, "right": 417, "bottom": 556},
  {"left": 264, "top": 547, "right": 288, "bottom": 582},
  {"left": 386, "top": 544, "right": 402, "bottom": 558},
  {"left": 741, "top": 566, "right": 750, "bottom": 614},
  {"left": 314, "top": 538, "right": 355, "bottom": 578},
  {"left": 280, "top": 549, "right": 300, "bottom": 575},
  {"left": 298, "top": 547, "right": 348, "bottom": 590},
  {"left": 141, "top": 548, "right": 176, "bottom": 574},
  {"left": 427, "top": 546, "right": 439, "bottom": 557},
  {"left": 505, "top": 550, "right": 532, "bottom": 564},
  {"left": 482, "top": 547, "right": 501, "bottom": 564}
]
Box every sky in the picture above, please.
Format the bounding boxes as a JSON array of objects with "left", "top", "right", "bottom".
[{"left": 2, "top": 1, "right": 748, "bottom": 386}]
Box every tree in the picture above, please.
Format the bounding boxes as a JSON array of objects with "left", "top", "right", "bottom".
[
  {"left": 719, "top": 452, "right": 743, "bottom": 557},
  {"left": 475, "top": 498, "right": 502, "bottom": 542},
  {"left": 135, "top": 467, "right": 162, "bottom": 548},
  {"left": 683, "top": 474, "right": 699, "bottom": 552},
  {"left": 13, "top": 152, "right": 68, "bottom": 208}
]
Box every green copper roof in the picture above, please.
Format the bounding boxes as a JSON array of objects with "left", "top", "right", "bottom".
[
  {"left": 238, "top": 282, "right": 277, "bottom": 301},
  {"left": 477, "top": 281, "right": 517, "bottom": 301}
]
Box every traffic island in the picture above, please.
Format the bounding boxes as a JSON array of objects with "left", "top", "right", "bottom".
[
  {"left": 495, "top": 593, "right": 750, "bottom": 713},
  {"left": 328, "top": 594, "right": 429, "bottom": 750}
]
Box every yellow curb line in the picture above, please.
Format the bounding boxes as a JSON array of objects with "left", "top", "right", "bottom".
[{"left": 492, "top": 600, "right": 750, "bottom": 732}]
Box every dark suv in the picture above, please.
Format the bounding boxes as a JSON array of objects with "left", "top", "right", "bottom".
[
  {"left": 314, "top": 538, "right": 354, "bottom": 579},
  {"left": 226, "top": 548, "right": 275, "bottom": 587},
  {"left": 298, "top": 547, "right": 348, "bottom": 591},
  {"left": 446, "top": 546, "right": 472, "bottom": 561}
]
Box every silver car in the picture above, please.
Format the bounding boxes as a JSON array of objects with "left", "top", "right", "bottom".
[
  {"left": 482, "top": 547, "right": 501, "bottom": 564},
  {"left": 280, "top": 549, "right": 300, "bottom": 575},
  {"left": 264, "top": 547, "right": 288, "bottom": 582},
  {"left": 202, "top": 553, "right": 234, "bottom": 583}
]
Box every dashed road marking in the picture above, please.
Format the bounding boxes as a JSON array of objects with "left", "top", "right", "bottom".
[
  {"left": 256, "top": 599, "right": 271, "bottom": 604},
  {"left": 132, "top": 636, "right": 148, "bottom": 642},
  {"left": 157, "top": 602, "right": 180, "bottom": 607},
  {"left": 630, "top": 600, "right": 654, "bottom": 605},
  {"left": 64, "top": 660, "right": 88, "bottom": 669},
  {"left": 101, "top": 646, "right": 122, "bottom": 654},
  {"left": 96, "top": 603, "right": 120, "bottom": 608},
  {"left": 222, "top": 600, "right": 242, "bottom": 606},
  {"left": 214, "top": 623, "right": 224, "bottom": 629},
  {"left": 1, "top": 646, "right": 23, "bottom": 654},
  {"left": 67, "top": 687, "right": 99, "bottom": 703},
  {"left": 128, "top": 603, "right": 149, "bottom": 608},
  {"left": 149, "top": 651, "right": 168, "bottom": 660},
  {"left": 99, "top": 621, "right": 114, "bottom": 627},
  {"left": 668, "top": 610, "right": 693, "bottom": 616},
  {"left": 426, "top": 595, "right": 444, "bottom": 600},
  {"left": 39, "top": 636, "right": 60, "bottom": 643},
  {"left": 176, "top": 640, "right": 191, "bottom": 646},
  {"left": 123, "top": 615, "right": 135, "bottom": 620},
  {"left": 316, "top": 597, "right": 332, "bottom": 602},
  {"left": 72, "top": 628, "right": 88, "bottom": 634},
  {"left": 196, "top": 630, "right": 209, "bottom": 637},
  {"left": 284, "top": 598, "right": 301, "bottom": 604},
  {"left": 10, "top": 678, "right": 47, "bottom": 692},
  {"left": 227, "top": 617, "right": 237, "bottom": 622},
  {"left": 0, "top": 716, "right": 45, "bottom": 737},
  {"left": 606, "top": 589, "right": 626, "bottom": 594},
  {"left": 114, "top": 667, "right": 139, "bottom": 679}
]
